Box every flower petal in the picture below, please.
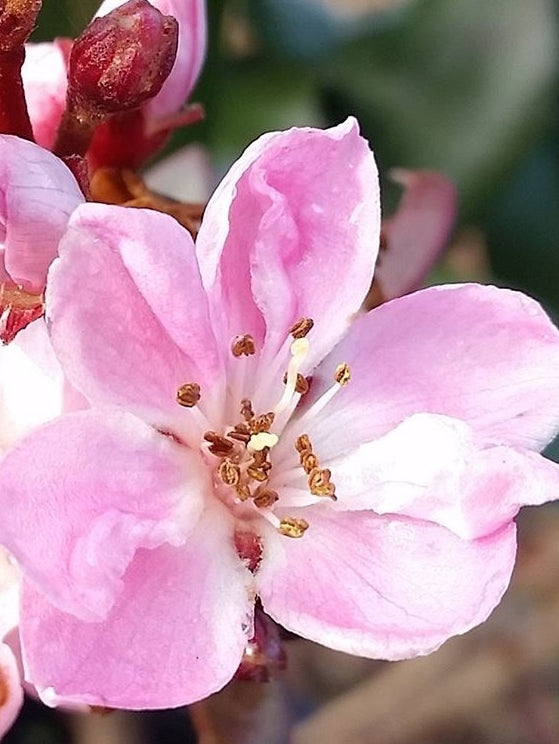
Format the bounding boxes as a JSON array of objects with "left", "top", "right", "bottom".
[
  {"left": 0, "top": 410, "right": 206, "bottom": 621},
  {"left": 257, "top": 509, "right": 516, "bottom": 660},
  {"left": 376, "top": 169, "right": 457, "bottom": 300},
  {"left": 196, "top": 118, "right": 380, "bottom": 367},
  {"left": 22, "top": 42, "right": 68, "bottom": 150},
  {"left": 21, "top": 509, "right": 253, "bottom": 709},
  {"left": 0, "top": 643, "right": 23, "bottom": 738},
  {"left": 0, "top": 320, "right": 65, "bottom": 451},
  {"left": 324, "top": 413, "right": 559, "bottom": 539},
  {"left": 0, "top": 549, "right": 19, "bottom": 640},
  {"left": 307, "top": 284, "right": 559, "bottom": 456},
  {"left": 0, "top": 135, "right": 83, "bottom": 291},
  {"left": 47, "top": 204, "right": 222, "bottom": 437}
]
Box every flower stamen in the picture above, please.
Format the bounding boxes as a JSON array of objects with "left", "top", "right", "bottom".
[
  {"left": 176, "top": 382, "right": 201, "bottom": 407},
  {"left": 203, "top": 431, "right": 235, "bottom": 457},
  {"left": 295, "top": 433, "right": 337, "bottom": 500},
  {"left": 278, "top": 517, "right": 309, "bottom": 538},
  {"left": 289, "top": 317, "right": 314, "bottom": 339},
  {"left": 231, "top": 334, "right": 256, "bottom": 357}
]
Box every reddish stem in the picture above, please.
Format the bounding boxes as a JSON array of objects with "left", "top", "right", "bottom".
[{"left": 0, "top": 48, "right": 33, "bottom": 140}]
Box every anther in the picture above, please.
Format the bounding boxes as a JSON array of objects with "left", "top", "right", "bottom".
[
  {"left": 236, "top": 484, "right": 251, "bottom": 501},
  {"left": 309, "top": 468, "right": 336, "bottom": 499},
  {"left": 283, "top": 372, "right": 310, "bottom": 395},
  {"left": 253, "top": 490, "right": 279, "bottom": 508},
  {"left": 176, "top": 382, "right": 201, "bottom": 407},
  {"left": 289, "top": 317, "right": 314, "bottom": 339},
  {"left": 301, "top": 452, "right": 318, "bottom": 474},
  {"left": 228, "top": 430, "right": 251, "bottom": 444},
  {"left": 231, "top": 334, "right": 256, "bottom": 357},
  {"left": 246, "top": 467, "right": 269, "bottom": 483},
  {"left": 203, "top": 431, "right": 234, "bottom": 456},
  {"left": 249, "top": 412, "right": 275, "bottom": 434},
  {"left": 334, "top": 363, "right": 351, "bottom": 386},
  {"left": 279, "top": 517, "right": 309, "bottom": 538},
  {"left": 240, "top": 399, "right": 255, "bottom": 421},
  {"left": 218, "top": 459, "right": 241, "bottom": 486},
  {"left": 295, "top": 434, "right": 311, "bottom": 454}
]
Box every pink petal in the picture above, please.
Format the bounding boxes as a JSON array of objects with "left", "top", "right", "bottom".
[
  {"left": 0, "top": 643, "right": 23, "bottom": 738},
  {"left": 196, "top": 118, "right": 380, "bottom": 367},
  {"left": 0, "top": 549, "right": 19, "bottom": 640},
  {"left": 257, "top": 509, "right": 516, "bottom": 660},
  {"left": 0, "top": 410, "right": 207, "bottom": 621},
  {"left": 22, "top": 42, "right": 68, "bottom": 150},
  {"left": 325, "top": 413, "right": 559, "bottom": 539},
  {"left": 47, "top": 204, "right": 222, "bottom": 438},
  {"left": 0, "top": 320, "right": 65, "bottom": 451},
  {"left": 307, "top": 284, "right": 559, "bottom": 456},
  {"left": 0, "top": 135, "right": 83, "bottom": 292},
  {"left": 95, "top": 0, "right": 206, "bottom": 121},
  {"left": 21, "top": 509, "right": 254, "bottom": 709},
  {"left": 376, "top": 169, "right": 457, "bottom": 300}
]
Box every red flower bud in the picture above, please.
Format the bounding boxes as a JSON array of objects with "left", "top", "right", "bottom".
[
  {"left": 68, "top": 0, "right": 178, "bottom": 115},
  {"left": 0, "top": 0, "right": 41, "bottom": 51}
]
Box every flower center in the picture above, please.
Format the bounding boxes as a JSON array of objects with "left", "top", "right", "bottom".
[{"left": 176, "top": 318, "right": 350, "bottom": 540}]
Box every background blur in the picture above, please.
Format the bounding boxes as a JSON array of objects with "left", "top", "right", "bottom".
[{"left": 11, "top": 0, "right": 559, "bottom": 742}]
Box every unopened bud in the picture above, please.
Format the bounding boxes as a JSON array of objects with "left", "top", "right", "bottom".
[
  {"left": 0, "top": 0, "right": 41, "bottom": 51},
  {"left": 68, "top": 0, "right": 178, "bottom": 115}
]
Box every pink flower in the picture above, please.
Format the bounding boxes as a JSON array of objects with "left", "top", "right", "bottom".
[{"left": 1, "top": 119, "right": 559, "bottom": 710}]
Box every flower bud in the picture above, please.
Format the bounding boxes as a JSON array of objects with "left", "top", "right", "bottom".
[
  {"left": 0, "top": 0, "right": 41, "bottom": 51},
  {"left": 68, "top": 0, "right": 178, "bottom": 115},
  {"left": 95, "top": 0, "right": 206, "bottom": 121}
]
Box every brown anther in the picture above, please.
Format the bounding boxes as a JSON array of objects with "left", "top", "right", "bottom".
[
  {"left": 250, "top": 449, "right": 269, "bottom": 465},
  {"left": 295, "top": 433, "right": 312, "bottom": 454},
  {"left": 249, "top": 412, "right": 275, "bottom": 434},
  {"left": 309, "top": 468, "right": 336, "bottom": 499},
  {"left": 301, "top": 452, "right": 319, "bottom": 474},
  {"left": 231, "top": 334, "right": 256, "bottom": 357},
  {"left": 279, "top": 517, "right": 309, "bottom": 538},
  {"left": 228, "top": 430, "right": 251, "bottom": 444},
  {"left": 176, "top": 382, "right": 200, "bottom": 407},
  {"left": 240, "top": 398, "right": 254, "bottom": 421},
  {"left": 283, "top": 371, "right": 310, "bottom": 395},
  {"left": 203, "top": 431, "right": 234, "bottom": 456},
  {"left": 253, "top": 489, "right": 279, "bottom": 508},
  {"left": 218, "top": 459, "right": 241, "bottom": 486},
  {"left": 236, "top": 484, "right": 251, "bottom": 501},
  {"left": 289, "top": 317, "right": 314, "bottom": 339},
  {"left": 247, "top": 467, "right": 269, "bottom": 483},
  {"left": 335, "top": 362, "right": 351, "bottom": 386}
]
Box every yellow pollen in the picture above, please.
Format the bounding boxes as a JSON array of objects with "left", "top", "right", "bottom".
[
  {"left": 335, "top": 363, "right": 351, "bottom": 386},
  {"left": 289, "top": 317, "right": 314, "bottom": 339},
  {"left": 248, "top": 432, "right": 279, "bottom": 451},
  {"left": 176, "top": 382, "right": 201, "bottom": 407},
  {"left": 231, "top": 334, "right": 256, "bottom": 357},
  {"left": 279, "top": 517, "right": 309, "bottom": 538}
]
